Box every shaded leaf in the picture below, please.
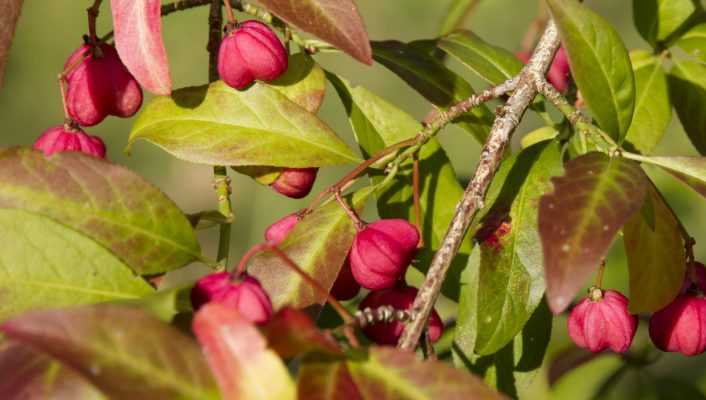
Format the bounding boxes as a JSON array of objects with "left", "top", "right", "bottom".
[
  {"left": 268, "top": 53, "right": 326, "bottom": 113},
  {"left": 111, "top": 0, "right": 171, "bottom": 95},
  {"left": 632, "top": 155, "right": 706, "bottom": 198},
  {"left": 328, "top": 74, "right": 468, "bottom": 299},
  {"left": 547, "top": 347, "right": 600, "bottom": 387},
  {"left": 0, "top": 209, "right": 153, "bottom": 321},
  {"left": 463, "top": 142, "right": 562, "bottom": 355},
  {"left": 249, "top": 188, "right": 373, "bottom": 309},
  {"left": 678, "top": 23, "right": 706, "bottom": 63},
  {"left": 548, "top": 0, "right": 635, "bottom": 139},
  {"left": 633, "top": 0, "right": 701, "bottom": 47},
  {"left": 129, "top": 81, "right": 359, "bottom": 167},
  {"left": 669, "top": 59, "right": 706, "bottom": 155},
  {"left": 0, "top": 148, "right": 200, "bottom": 275},
  {"left": 261, "top": 307, "right": 343, "bottom": 359},
  {"left": 624, "top": 51, "right": 671, "bottom": 155},
  {"left": 298, "top": 360, "right": 362, "bottom": 400},
  {"left": 439, "top": 0, "right": 480, "bottom": 35},
  {"left": 257, "top": 0, "right": 372, "bottom": 65},
  {"left": 0, "top": 0, "right": 23, "bottom": 87},
  {"left": 624, "top": 184, "right": 686, "bottom": 313},
  {"left": 1, "top": 304, "right": 219, "bottom": 399},
  {"left": 193, "top": 303, "right": 296, "bottom": 400},
  {"left": 0, "top": 341, "right": 105, "bottom": 400},
  {"left": 347, "top": 347, "right": 504, "bottom": 399},
  {"left": 371, "top": 40, "right": 493, "bottom": 142},
  {"left": 438, "top": 30, "right": 523, "bottom": 85},
  {"left": 539, "top": 152, "right": 648, "bottom": 314},
  {"left": 454, "top": 301, "right": 553, "bottom": 396}
]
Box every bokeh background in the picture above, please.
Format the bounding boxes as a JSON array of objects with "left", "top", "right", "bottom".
[{"left": 2, "top": 1, "right": 706, "bottom": 398}]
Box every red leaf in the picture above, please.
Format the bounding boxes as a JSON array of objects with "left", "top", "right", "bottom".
[
  {"left": 0, "top": 0, "right": 23, "bottom": 87},
  {"left": 298, "top": 361, "right": 362, "bottom": 400},
  {"left": 261, "top": 308, "right": 343, "bottom": 359},
  {"left": 193, "top": 303, "right": 296, "bottom": 400},
  {"left": 257, "top": 0, "right": 372, "bottom": 65},
  {"left": 110, "top": 0, "right": 172, "bottom": 95}
]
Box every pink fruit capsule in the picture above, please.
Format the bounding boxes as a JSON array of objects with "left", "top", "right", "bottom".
[
  {"left": 34, "top": 125, "right": 106, "bottom": 159},
  {"left": 649, "top": 294, "right": 706, "bottom": 356},
  {"left": 264, "top": 213, "right": 299, "bottom": 245},
  {"left": 270, "top": 168, "right": 318, "bottom": 199},
  {"left": 191, "top": 272, "right": 273, "bottom": 325},
  {"left": 330, "top": 256, "right": 360, "bottom": 301}
]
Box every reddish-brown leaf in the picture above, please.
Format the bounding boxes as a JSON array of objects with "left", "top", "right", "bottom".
[
  {"left": 0, "top": 341, "right": 103, "bottom": 400},
  {"left": 539, "top": 152, "right": 647, "bottom": 314},
  {"left": 256, "top": 0, "right": 372, "bottom": 65},
  {"left": 0, "top": 0, "right": 23, "bottom": 87},
  {"left": 110, "top": 0, "right": 172, "bottom": 95},
  {"left": 192, "top": 303, "right": 296, "bottom": 400},
  {"left": 298, "top": 360, "right": 362, "bottom": 400},
  {"left": 261, "top": 308, "right": 343, "bottom": 359}
]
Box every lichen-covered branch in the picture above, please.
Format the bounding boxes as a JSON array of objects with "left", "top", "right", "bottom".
[{"left": 397, "top": 21, "right": 562, "bottom": 351}]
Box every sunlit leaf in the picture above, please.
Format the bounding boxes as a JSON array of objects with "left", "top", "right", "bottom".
[
  {"left": 256, "top": 0, "right": 372, "bottom": 65},
  {"left": 631, "top": 155, "right": 706, "bottom": 199},
  {"left": 521, "top": 126, "right": 559, "bottom": 149},
  {"left": 539, "top": 152, "right": 648, "bottom": 314},
  {"left": 1, "top": 304, "right": 219, "bottom": 399},
  {"left": 0, "top": 148, "right": 200, "bottom": 275},
  {"left": 328, "top": 74, "right": 468, "bottom": 299},
  {"left": 268, "top": 53, "right": 326, "bottom": 113},
  {"left": 624, "top": 184, "right": 686, "bottom": 313},
  {"left": 249, "top": 188, "right": 373, "bottom": 309},
  {"left": 347, "top": 347, "right": 504, "bottom": 399},
  {"left": 371, "top": 40, "right": 493, "bottom": 143},
  {"left": 438, "top": 30, "right": 523, "bottom": 85},
  {"left": 548, "top": 0, "right": 635, "bottom": 139},
  {"left": 633, "top": 0, "right": 701, "bottom": 47},
  {"left": 678, "top": 23, "right": 706, "bottom": 63},
  {"left": 193, "top": 303, "right": 296, "bottom": 400},
  {"left": 111, "top": 0, "right": 171, "bottom": 95},
  {"left": 669, "top": 59, "right": 706, "bottom": 155},
  {"left": 129, "top": 81, "right": 360, "bottom": 167},
  {"left": 0, "top": 341, "right": 105, "bottom": 400},
  {"left": 624, "top": 51, "right": 671, "bottom": 155},
  {"left": 0, "top": 209, "right": 153, "bottom": 321},
  {"left": 460, "top": 141, "right": 562, "bottom": 355},
  {"left": 0, "top": 0, "right": 23, "bottom": 87}
]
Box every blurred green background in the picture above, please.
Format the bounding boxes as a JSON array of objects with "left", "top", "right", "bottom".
[{"left": 2, "top": 0, "right": 706, "bottom": 398}]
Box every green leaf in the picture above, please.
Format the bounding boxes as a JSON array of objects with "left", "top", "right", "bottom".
[
  {"left": 453, "top": 301, "right": 553, "bottom": 396},
  {"left": 256, "top": 0, "right": 372, "bottom": 65},
  {"left": 328, "top": 75, "right": 469, "bottom": 299},
  {"left": 1, "top": 304, "right": 219, "bottom": 399},
  {"left": 193, "top": 304, "right": 296, "bottom": 400},
  {"left": 669, "top": 59, "right": 706, "bottom": 155},
  {"left": 462, "top": 141, "right": 563, "bottom": 355},
  {"left": 624, "top": 184, "right": 686, "bottom": 313},
  {"left": 0, "top": 209, "right": 153, "bottom": 321},
  {"left": 678, "top": 23, "right": 706, "bottom": 63},
  {"left": 0, "top": 148, "right": 200, "bottom": 275},
  {"left": 548, "top": 0, "right": 636, "bottom": 139},
  {"left": 623, "top": 51, "right": 672, "bottom": 155},
  {"left": 269, "top": 53, "right": 326, "bottom": 113},
  {"left": 346, "top": 347, "right": 504, "bottom": 399},
  {"left": 633, "top": 0, "right": 701, "bottom": 47},
  {"left": 129, "top": 81, "right": 360, "bottom": 167},
  {"left": 521, "top": 126, "right": 559, "bottom": 149},
  {"left": 629, "top": 155, "right": 706, "bottom": 199},
  {"left": 371, "top": 40, "right": 493, "bottom": 142},
  {"left": 438, "top": 30, "right": 524, "bottom": 85},
  {"left": 439, "top": 0, "right": 479, "bottom": 35},
  {"left": 0, "top": 341, "right": 105, "bottom": 399},
  {"left": 249, "top": 188, "right": 373, "bottom": 309},
  {"left": 539, "top": 152, "right": 648, "bottom": 314}
]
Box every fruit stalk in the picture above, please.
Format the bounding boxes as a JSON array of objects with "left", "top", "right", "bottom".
[
  {"left": 208, "top": 0, "right": 234, "bottom": 265},
  {"left": 398, "top": 20, "right": 562, "bottom": 351}
]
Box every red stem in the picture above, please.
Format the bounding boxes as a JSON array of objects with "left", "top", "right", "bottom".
[
  {"left": 334, "top": 191, "right": 366, "bottom": 231},
  {"left": 87, "top": 0, "right": 103, "bottom": 43}
]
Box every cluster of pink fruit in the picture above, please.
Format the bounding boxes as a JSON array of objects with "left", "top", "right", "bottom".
[
  {"left": 568, "top": 262, "right": 706, "bottom": 356},
  {"left": 192, "top": 214, "right": 444, "bottom": 346},
  {"left": 34, "top": 19, "right": 315, "bottom": 200},
  {"left": 34, "top": 41, "right": 143, "bottom": 158}
]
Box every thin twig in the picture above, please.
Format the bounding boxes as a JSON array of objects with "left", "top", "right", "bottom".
[
  {"left": 334, "top": 191, "right": 366, "bottom": 231},
  {"left": 86, "top": 0, "right": 103, "bottom": 42},
  {"left": 412, "top": 153, "right": 424, "bottom": 248},
  {"left": 397, "top": 21, "right": 561, "bottom": 351}
]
